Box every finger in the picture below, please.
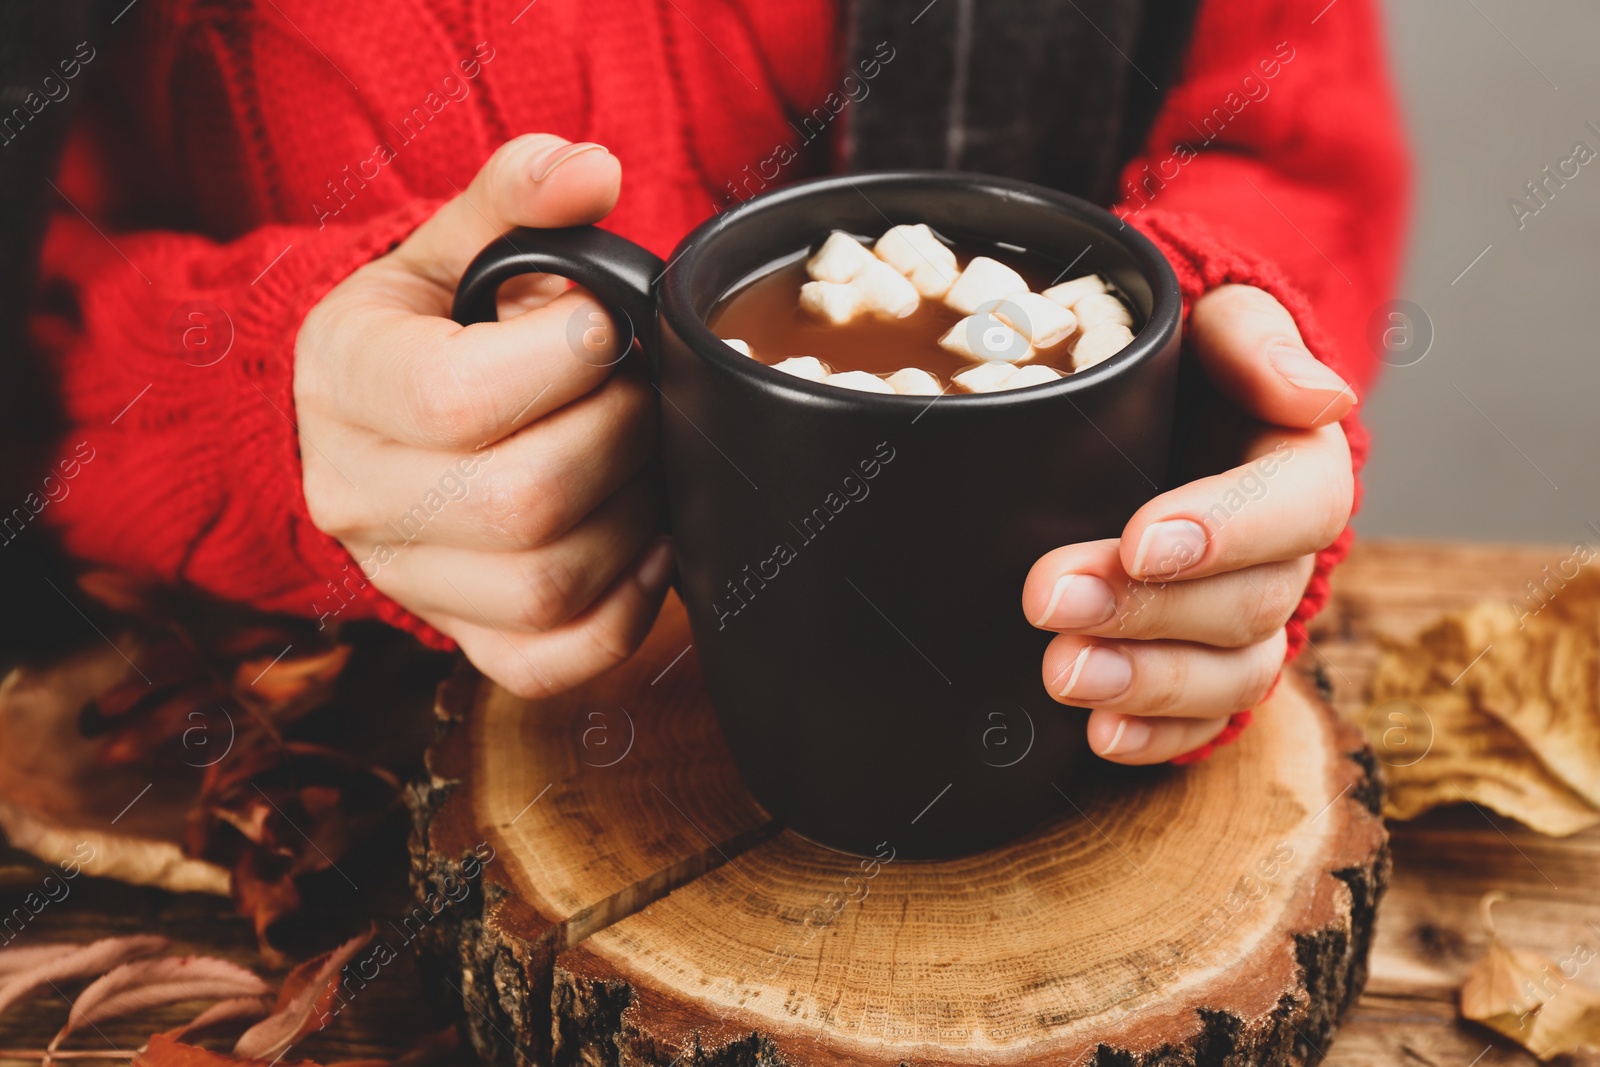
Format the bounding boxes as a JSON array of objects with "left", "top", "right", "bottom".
[
  {"left": 366, "top": 476, "right": 656, "bottom": 633},
  {"left": 1085, "top": 710, "right": 1232, "bottom": 766},
  {"left": 394, "top": 133, "right": 622, "bottom": 291},
  {"left": 330, "top": 286, "right": 624, "bottom": 450},
  {"left": 1040, "top": 629, "right": 1286, "bottom": 719},
  {"left": 1024, "top": 538, "right": 1315, "bottom": 648},
  {"left": 1120, "top": 423, "right": 1351, "bottom": 582},
  {"left": 1190, "top": 284, "right": 1356, "bottom": 429},
  {"left": 438, "top": 536, "right": 675, "bottom": 699},
  {"left": 363, "top": 476, "right": 658, "bottom": 633},
  {"left": 320, "top": 369, "right": 656, "bottom": 550}
]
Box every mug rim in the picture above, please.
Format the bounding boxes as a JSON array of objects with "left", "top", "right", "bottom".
[{"left": 658, "top": 170, "right": 1181, "bottom": 407}]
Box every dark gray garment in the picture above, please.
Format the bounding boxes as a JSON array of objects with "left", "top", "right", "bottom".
[{"left": 843, "top": 0, "right": 1200, "bottom": 204}]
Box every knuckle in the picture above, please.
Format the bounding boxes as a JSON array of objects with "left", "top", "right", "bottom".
[
  {"left": 1242, "top": 632, "right": 1289, "bottom": 705},
  {"left": 301, "top": 460, "right": 362, "bottom": 539},
  {"left": 515, "top": 557, "right": 580, "bottom": 632},
  {"left": 474, "top": 464, "right": 564, "bottom": 546},
  {"left": 1237, "top": 565, "right": 1306, "bottom": 644},
  {"left": 406, "top": 362, "right": 494, "bottom": 448},
  {"left": 1136, "top": 648, "right": 1190, "bottom": 716},
  {"left": 583, "top": 606, "right": 648, "bottom": 672}
]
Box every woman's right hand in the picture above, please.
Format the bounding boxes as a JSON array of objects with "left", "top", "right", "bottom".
[{"left": 293, "top": 134, "right": 674, "bottom": 698}]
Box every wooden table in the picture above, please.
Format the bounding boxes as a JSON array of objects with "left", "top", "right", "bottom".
[{"left": 3, "top": 541, "right": 1598, "bottom": 1066}]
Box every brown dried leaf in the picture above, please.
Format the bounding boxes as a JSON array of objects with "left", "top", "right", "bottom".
[
  {"left": 0, "top": 942, "right": 80, "bottom": 977},
  {"left": 137, "top": 1032, "right": 323, "bottom": 1067},
  {"left": 166, "top": 994, "right": 275, "bottom": 1041},
  {"left": 1364, "top": 569, "right": 1600, "bottom": 835},
  {"left": 234, "top": 646, "right": 350, "bottom": 708},
  {"left": 55, "top": 955, "right": 270, "bottom": 1048},
  {"left": 1365, "top": 690, "right": 1600, "bottom": 836},
  {"left": 232, "top": 926, "right": 375, "bottom": 1060},
  {"left": 0, "top": 934, "right": 167, "bottom": 1017},
  {"left": 1462, "top": 572, "right": 1600, "bottom": 807},
  {"left": 1525, "top": 983, "right": 1600, "bottom": 1060},
  {"left": 1459, "top": 893, "right": 1600, "bottom": 1060},
  {"left": 1460, "top": 936, "right": 1553, "bottom": 1040}
]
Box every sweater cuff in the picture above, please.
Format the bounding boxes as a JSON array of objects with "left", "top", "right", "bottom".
[{"left": 1126, "top": 209, "right": 1370, "bottom": 763}]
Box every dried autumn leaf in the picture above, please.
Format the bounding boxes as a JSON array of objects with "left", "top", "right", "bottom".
[
  {"left": 1459, "top": 893, "right": 1600, "bottom": 1060},
  {"left": 0, "top": 942, "right": 81, "bottom": 977},
  {"left": 0, "top": 934, "right": 167, "bottom": 1017},
  {"left": 235, "top": 646, "right": 351, "bottom": 707},
  {"left": 1364, "top": 689, "right": 1600, "bottom": 836},
  {"left": 136, "top": 1032, "right": 323, "bottom": 1067},
  {"left": 1460, "top": 936, "right": 1552, "bottom": 1039},
  {"left": 233, "top": 926, "right": 376, "bottom": 1060},
  {"left": 1363, "top": 570, "right": 1600, "bottom": 835},
  {"left": 1462, "top": 572, "right": 1600, "bottom": 807},
  {"left": 1525, "top": 982, "right": 1600, "bottom": 1060},
  {"left": 167, "top": 994, "right": 274, "bottom": 1040},
  {"left": 53, "top": 955, "right": 270, "bottom": 1049},
  {"left": 77, "top": 570, "right": 172, "bottom": 621}
]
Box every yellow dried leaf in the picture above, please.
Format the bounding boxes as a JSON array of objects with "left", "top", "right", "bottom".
[
  {"left": 1525, "top": 982, "right": 1600, "bottom": 1060},
  {"left": 1365, "top": 691, "right": 1600, "bottom": 836},
  {"left": 1460, "top": 937, "right": 1553, "bottom": 1041},
  {"left": 1459, "top": 894, "right": 1600, "bottom": 1060},
  {"left": 1363, "top": 566, "right": 1600, "bottom": 834},
  {"left": 1464, "top": 573, "right": 1600, "bottom": 807}
]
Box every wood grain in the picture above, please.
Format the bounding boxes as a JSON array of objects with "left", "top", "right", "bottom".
[
  {"left": 4, "top": 542, "right": 1597, "bottom": 1067},
  {"left": 418, "top": 593, "right": 1387, "bottom": 1066}
]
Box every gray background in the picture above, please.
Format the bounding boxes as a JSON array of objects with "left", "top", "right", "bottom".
[{"left": 1359, "top": 0, "right": 1599, "bottom": 543}]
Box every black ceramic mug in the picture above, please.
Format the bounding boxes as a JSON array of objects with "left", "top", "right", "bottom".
[{"left": 453, "top": 171, "right": 1181, "bottom": 859}]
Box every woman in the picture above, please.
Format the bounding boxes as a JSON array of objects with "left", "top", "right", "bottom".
[{"left": 13, "top": 0, "right": 1406, "bottom": 764}]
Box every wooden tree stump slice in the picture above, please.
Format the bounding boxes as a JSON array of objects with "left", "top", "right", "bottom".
[{"left": 412, "top": 594, "right": 1387, "bottom": 1067}]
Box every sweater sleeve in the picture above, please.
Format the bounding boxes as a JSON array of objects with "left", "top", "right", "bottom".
[
  {"left": 30, "top": 152, "right": 453, "bottom": 648},
  {"left": 1112, "top": 0, "right": 1409, "bottom": 760}
]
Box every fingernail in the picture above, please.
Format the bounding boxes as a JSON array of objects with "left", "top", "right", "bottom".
[
  {"left": 1130, "top": 519, "right": 1208, "bottom": 579},
  {"left": 635, "top": 537, "right": 675, "bottom": 591},
  {"left": 1268, "top": 343, "right": 1349, "bottom": 393},
  {"left": 1032, "top": 574, "right": 1116, "bottom": 629},
  {"left": 1099, "top": 715, "right": 1152, "bottom": 756},
  {"left": 531, "top": 141, "right": 608, "bottom": 182},
  {"left": 1055, "top": 644, "right": 1133, "bottom": 703}
]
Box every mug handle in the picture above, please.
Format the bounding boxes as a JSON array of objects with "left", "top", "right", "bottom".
[{"left": 451, "top": 225, "right": 667, "bottom": 368}]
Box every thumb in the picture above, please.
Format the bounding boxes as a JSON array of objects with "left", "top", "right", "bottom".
[
  {"left": 395, "top": 133, "right": 621, "bottom": 290},
  {"left": 1189, "top": 284, "right": 1356, "bottom": 429}
]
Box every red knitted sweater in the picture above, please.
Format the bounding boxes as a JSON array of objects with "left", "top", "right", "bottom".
[{"left": 31, "top": 0, "right": 1406, "bottom": 759}]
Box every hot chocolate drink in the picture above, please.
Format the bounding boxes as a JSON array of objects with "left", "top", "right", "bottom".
[{"left": 708, "top": 225, "right": 1138, "bottom": 395}]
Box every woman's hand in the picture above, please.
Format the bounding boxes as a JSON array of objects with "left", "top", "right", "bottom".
[
  {"left": 294, "top": 134, "right": 673, "bottom": 699},
  {"left": 1022, "top": 284, "right": 1356, "bottom": 764}
]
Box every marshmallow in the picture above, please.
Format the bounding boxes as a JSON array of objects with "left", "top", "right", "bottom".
[
  {"left": 855, "top": 260, "right": 920, "bottom": 319},
  {"left": 1070, "top": 324, "right": 1135, "bottom": 370},
  {"left": 826, "top": 370, "right": 896, "bottom": 394},
  {"left": 944, "top": 256, "right": 1029, "bottom": 315},
  {"left": 1042, "top": 274, "right": 1110, "bottom": 308},
  {"left": 951, "top": 361, "right": 1019, "bottom": 394},
  {"left": 771, "top": 356, "right": 831, "bottom": 381},
  {"left": 806, "top": 231, "right": 878, "bottom": 284},
  {"left": 723, "top": 338, "right": 752, "bottom": 357},
  {"left": 884, "top": 367, "right": 943, "bottom": 396},
  {"left": 1003, "top": 364, "right": 1064, "bottom": 390},
  {"left": 1072, "top": 292, "right": 1135, "bottom": 330},
  {"left": 991, "top": 292, "right": 1078, "bottom": 350},
  {"left": 800, "top": 281, "right": 865, "bottom": 325},
  {"left": 874, "top": 224, "right": 959, "bottom": 298},
  {"left": 938, "top": 313, "right": 1035, "bottom": 364}
]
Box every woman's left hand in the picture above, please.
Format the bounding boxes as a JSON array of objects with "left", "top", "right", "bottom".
[{"left": 1022, "top": 284, "right": 1357, "bottom": 764}]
